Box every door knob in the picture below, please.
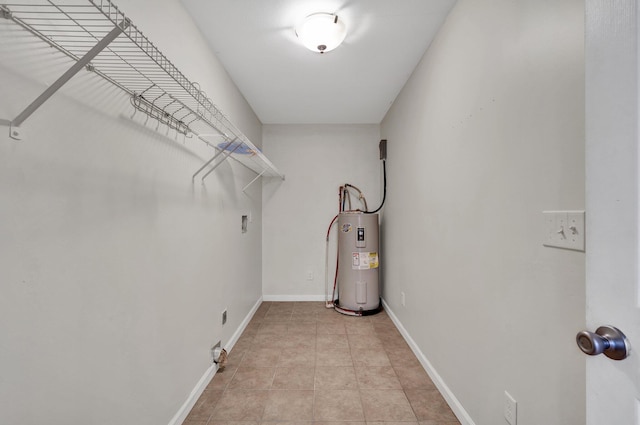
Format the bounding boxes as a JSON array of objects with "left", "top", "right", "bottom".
[{"left": 576, "top": 325, "right": 630, "bottom": 360}]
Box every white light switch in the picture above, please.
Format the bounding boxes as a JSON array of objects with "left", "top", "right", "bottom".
[{"left": 543, "top": 211, "right": 585, "bottom": 251}]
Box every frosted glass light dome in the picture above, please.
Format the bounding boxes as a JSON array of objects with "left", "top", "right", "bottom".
[{"left": 295, "top": 13, "right": 347, "bottom": 54}]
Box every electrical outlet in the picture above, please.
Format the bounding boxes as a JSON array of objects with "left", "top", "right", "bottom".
[
  {"left": 306, "top": 270, "right": 314, "bottom": 281},
  {"left": 504, "top": 391, "right": 517, "bottom": 425},
  {"left": 401, "top": 291, "right": 406, "bottom": 307},
  {"left": 222, "top": 309, "right": 227, "bottom": 325}
]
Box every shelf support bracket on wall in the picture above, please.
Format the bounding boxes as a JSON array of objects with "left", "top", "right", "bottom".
[
  {"left": 1, "top": 16, "right": 129, "bottom": 140},
  {"left": 201, "top": 141, "right": 243, "bottom": 182},
  {"left": 242, "top": 169, "right": 267, "bottom": 193},
  {"left": 192, "top": 138, "right": 236, "bottom": 182}
]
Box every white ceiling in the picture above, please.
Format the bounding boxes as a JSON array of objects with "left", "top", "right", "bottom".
[{"left": 180, "top": 0, "right": 457, "bottom": 124}]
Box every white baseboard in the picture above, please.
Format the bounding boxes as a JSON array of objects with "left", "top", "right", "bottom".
[
  {"left": 381, "top": 299, "right": 476, "bottom": 425},
  {"left": 167, "top": 363, "right": 217, "bottom": 425},
  {"left": 262, "top": 294, "right": 326, "bottom": 302},
  {"left": 225, "top": 296, "right": 263, "bottom": 352},
  {"left": 168, "top": 296, "right": 263, "bottom": 425}
]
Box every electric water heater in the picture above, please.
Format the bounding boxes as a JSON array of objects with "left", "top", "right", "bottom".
[{"left": 336, "top": 212, "right": 380, "bottom": 314}]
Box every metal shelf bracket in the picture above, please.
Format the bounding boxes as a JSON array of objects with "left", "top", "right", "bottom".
[
  {"left": 201, "top": 142, "right": 243, "bottom": 182},
  {"left": 242, "top": 169, "right": 267, "bottom": 193},
  {"left": 1, "top": 7, "right": 129, "bottom": 139}
]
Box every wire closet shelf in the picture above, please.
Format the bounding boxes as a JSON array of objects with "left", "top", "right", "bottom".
[{"left": 0, "top": 0, "right": 283, "bottom": 183}]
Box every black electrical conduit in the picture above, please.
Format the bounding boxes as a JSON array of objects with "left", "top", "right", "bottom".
[{"left": 364, "top": 158, "right": 386, "bottom": 214}]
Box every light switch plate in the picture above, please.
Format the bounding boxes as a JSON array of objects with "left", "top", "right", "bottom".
[{"left": 543, "top": 210, "right": 585, "bottom": 251}]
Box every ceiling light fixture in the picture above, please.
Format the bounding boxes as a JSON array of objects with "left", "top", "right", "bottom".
[{"left": 295, "top": 12, "right": 347, "bottom": 54}]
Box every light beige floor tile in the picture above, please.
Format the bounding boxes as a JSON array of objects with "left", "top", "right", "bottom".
[
  {"left": 277, "top": 347, "right": 316, "bottom": 367},
  {"left": 290, "top": 312, "right": 318, "bottom": 322},
  {"left": 181, "top": 420, "right": 208, "bottom": 425},
  {"left": 317, "top": 334, "right": 349, "bottom": 349},
  {"left": 262, "top": 390, "right": 314, "bottom": 420},
  {"left": 381, "top": 334, "right": 411, "bottom": 349},
  {"left": 241, "top": 348, "right": 282, "bottom": 368},
  {"left": 228, "top": 367, "right": 275, "bottom": 390},
  {"left": 257, "top": 322, "right": 289, "bottom": 335},
  {"left": 387, "top": 348, "right": 421, "bottom": 368},
  {"left": 207, "top": 368, "right": 237, "bottom": 391},
  {"left": 315, "top": 366, "right": 358, "bottom": 389},
  {"left": 220, "top": 349, "right": 248, "bottom": 372},
  {"left": 313, "top": 421, "right": 367, "bottom": 425},
  {"left": 272, "top": 367, "right": 315, "bottom": 390},
  {"left": 282, "top": 334, "right": 316, "bottom": 350},
  {"left": 230, "top": 338, "right": 253, "bottom": 356},
  {"left": 374, "top": 328, "right": 404, "bottom": 340},
  {"left": 405, "top": 389, "right": 459, "bottom": 422},
  {"left": 314, "top": 389, "right": 365, "bottom": 421},
  {"left": 345, "top": 321, "right": 376, "bottom": 335},
  {"left": 211, "top": 389, "right": 269, "bottom": 421},
  {"left": 288, "top": 322, "right": 317, "bottom": 334},
  {"left": 372, "top": 320, "right": 400, "bottom": 331},
  {"left": 315, "top": 423, "right": 365, "bottom": 425},
  {"left": 268, "top": 302, "right": 294, "bottom": 310},
  {"left": 351, "top": 348, "right": 392, "bottom": 368},
  {"left": 263, "top": 314, "right": 292, "bottom": 323},
  {"left": 252, "top": 333, "right": 282, "bottom": 349},
  {"left": 316, "top": 347, "right": 353, "bottom": 366},
  {"left": 360, "top": 389, "right": 417, "bottom": 421},
  {"left": 252, "top": 309, "right": 267, "bottom": 318},
  {"left": 367, "top": 422, "right": 418, "bottom": 425},
  {"left": 209, "top": 422, "right": 258, "bottom": 425},
  {"left": 265, "top": 309, "right": 293, "bottom": 317},
  {"left": 316, "top": 321, "right": 347, "bottom": 334},
  {"left": 292, "top": 301, "right": 326, "bottom": 312},
  {"left": 266, "top": 307, "right": 293, "bottom": 315},
  {"left": 368, "top": 311, "right": 390, "bottom": 321},
  {"left": 184, "top": 389, "right": 223, "bottom": 421},
  {"left": 394, "top": 366, "right": 436, "bottom": 390},
  {"left": 355, "top": 366, "right": 402, "bottom": 389},
  {"left": 260, "top": 422, "right": 311, "bottom": 425},
  {"left": 316, "top": 309, "right": 345, "bottom": 323},
  {"left": 348, "top": 334, "right": 384, "bottom": 350},
  {"left": 343, "top": 315, "right": 371, "bottom": 322}
]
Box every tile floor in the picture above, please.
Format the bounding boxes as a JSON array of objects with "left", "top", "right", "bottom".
[{"left": 183, "top": 301, "right": 460, "bottom": 425}]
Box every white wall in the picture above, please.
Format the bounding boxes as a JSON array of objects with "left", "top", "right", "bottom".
[
  {"left": 380, "top": 1, "right": 585, "bottom": 425},
  {"left": 0, "top": 1, "right": 263, "bottom": 424},
  {"left": 262, "top": 124, "right": 381, "bottom": 299}
]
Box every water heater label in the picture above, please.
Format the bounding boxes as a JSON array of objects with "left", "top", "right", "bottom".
[
  {"left": 352, "top": 252, "right": 379, "bottom": 270},
  {"left": 342, "top": 223, "right": 352, "bottom": 233}
]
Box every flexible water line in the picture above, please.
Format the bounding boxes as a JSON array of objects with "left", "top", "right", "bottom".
[{"left": 324, "top": 214, "right": 339, "bottom": 307}]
